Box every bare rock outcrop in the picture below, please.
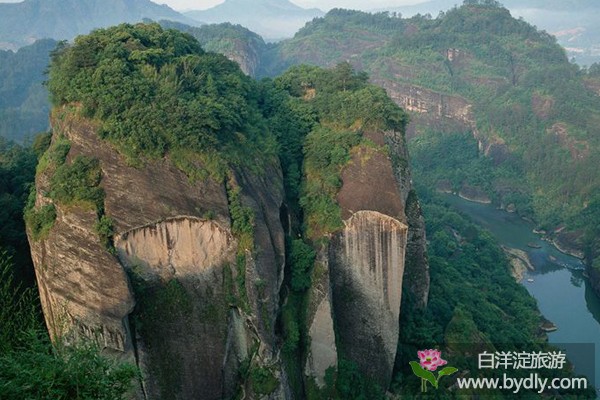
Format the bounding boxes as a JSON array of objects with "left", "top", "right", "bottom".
[
  {"left": 304, "top": 252, "right": 337, "bottom": 388},
  {"left": 371, "top": 78, "right": 475, "bottom": 139},
  {"left": 29, "top": 203, "right": 135, "bottom": 355},
  {"left": 330, "top": 211, "right": 407, "bottom": 388},
  {"left": 27, "top": 108, "right": 287, "bottom": 400},
  {"left": 304, "top": 134, "right": 427, "bottom": 389},
  {"left": 115, "top": 218, "right": 237, "bottom": 399}
]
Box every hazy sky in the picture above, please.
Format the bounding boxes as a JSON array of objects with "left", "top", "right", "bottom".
[
  {"left": 155, "top": 0, "right": 429, "bottom": 11},
  {"left": 0, "top": 0, "right": 430, "bottom": 12}
]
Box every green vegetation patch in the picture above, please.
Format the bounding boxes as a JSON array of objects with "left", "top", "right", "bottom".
[
  {"left": 47, "top": 23, "right": 275, "bottom": 175},
  {"left": 306, "top": 359, "right": 385, "bottom": 400},
  {"left": 35, "top": 135, "right": 70, "bottom": 175},
  {"left": 25, "top": 204, "right": 57, "bottom": 241},
  {"left": 301, "top": 126, "right": 360, "bottom": 239},
  {"left": 393, "top": 189, "right": 594, "bottom": 397},
  {"left": 94, "top": 215, "right": 115, "bottom": 253},
  {"left": 225, "top": 177, "right": 255, "bottom": 313},
  {"left": 0, "top": 137, "right": 38, "bottom": 271},
  {"left": 0, "top": 251, "right": 137, "bottom": 399},
  {"left": 409, "top": 130, "right": 532, "bottom": 216},
  {"left": 30, "top": 133, "right": 116, "bottom": 250},
  {"left": 128, "top": 274, "right": 193, "bottom": 399},
  {"left": 49, "top": 155, "right": 104, "bottom": 210},
  {"left": 271, "top": 63, "right": 407, "bottom": 240},
  {"left": 289, "top": 239, "right": 316, "bottom": 292},
  {"left": 249, "top": 366, "right": 278, "bottom": 396}
]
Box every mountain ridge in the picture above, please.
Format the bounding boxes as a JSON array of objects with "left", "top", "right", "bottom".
[
  {"left": 255, "top": 4, "right": 600, "bottom": 293},
  {"left": 373, "top": 0, "right": 600, "bottom": 65},
  {"left": 185, "top": 0, "right": 323, "bottom": 40},
  {"left": 0, "top": 0, "right": 197, "bottom": 50}
]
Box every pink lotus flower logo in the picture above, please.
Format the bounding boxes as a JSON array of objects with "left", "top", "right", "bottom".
[
  {"left": 410, "top": 349, "right": 457, "bottom": 392},
  {"left": 418, "top": 349, "right": 447, "bottom": 371}
]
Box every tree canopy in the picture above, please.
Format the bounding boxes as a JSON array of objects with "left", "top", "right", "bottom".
[{"left": 47, "top": 23, "right": 272, "bottom": 170}]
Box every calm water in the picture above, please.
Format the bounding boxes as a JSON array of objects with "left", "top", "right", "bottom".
[{"left": 442, "top": 194, "right": 600, "bottom": 390}]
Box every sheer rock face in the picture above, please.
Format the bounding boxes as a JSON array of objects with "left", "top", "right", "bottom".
[
  {"left": 219, "top": 42, "right": 263, "bottom": 77},
  {"left": 304, "top": 250, "right": 337, "bottom": 388},
  {"left": 115, "top": 218, "right": 236, "bottom": 279},
  {"left": 27, "top": 108, "right": 287, "bottom": 400},
  {"left": 232, "top": 166, "right": 286, "bottom": 345},
  {"left": 115, "top": 218, "right": 237, "bottom": 400},
  {"left": 372, "top": 78, "right": 475, "bottom": 139},
  {"left": 330, "top": 211, "right": 407, "bottom": 387},
  {"left": 305, "top": 133, "right": 426, "bottom": 389},
  {"left": 29, "top": 203, "right": 135, "bottom": 354},
  {"left": 382, "top": 129, "right": 430, "bottom": 309}
]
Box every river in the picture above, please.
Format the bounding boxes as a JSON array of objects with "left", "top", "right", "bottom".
[{"left": 442, "top": 194, "right": 600, "bottom": 392}]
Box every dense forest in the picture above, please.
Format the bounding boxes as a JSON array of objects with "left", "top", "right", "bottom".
[
  {"left": 1, "top": 2, "right": 598, "bottom": 398},
  {"left": 0, "top": 20, "right": 592, "bottom": 399},
  {"left": 259, "top": 1, "right": 600, "bottom": 276},
  {"left": 47, "top": 23, "right": 279, "bottom": 177},
  {"left": 399, "top": 133, "right": 595, "bottom": 398}
]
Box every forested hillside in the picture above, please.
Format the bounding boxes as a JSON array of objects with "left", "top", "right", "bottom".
[
  {"left": 0, "top": 39, "right": 56, "bottom": 143},
  {"left": 0, "top": 11, "right": 595, "bottom": 397},
  {"left": 384, "top": 0, "right": 600, "bottom": 65},
  {"left": 260, "top": 2, "right": 600, "bottom": 277},
  {"left": 157, "top": 20, "right": 268, "bottom": 77}
]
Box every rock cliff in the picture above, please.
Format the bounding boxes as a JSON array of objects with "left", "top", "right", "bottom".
[
  {"left": 29, "top": 30, "right": 431, "bottom": 397},
  {"left": 371, "top": 78, "right": 474, "bottom": 139},
  {"left": 329, "top": 211, "right": 407, "bottom": 388},
  {"left": 304, "top": 132, "right": 429, "bottom": 389},
  {"left": 189, "top": 23, "right": 267, "bottom": 77},
  {"left": 27, "top": 107, "right": 287, "bottom": 400}
]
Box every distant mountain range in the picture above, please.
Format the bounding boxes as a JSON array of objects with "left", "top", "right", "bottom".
[
  {"left": 0, "top": 0, "right": 197, "bottom": 50},
  {"left": 374, "top": 0, "right": 600, "bottom": 15},
  {"left": 376, "top": 0, "right": 600, "bottom": 65},
  {"left": 184, "top": 0, "right": 323, "bottom": 41},
  {"left": 0, "top": 38, "right": 57, "bottom": 142}
]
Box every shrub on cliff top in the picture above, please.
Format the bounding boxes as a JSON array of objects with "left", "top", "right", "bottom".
[
  {"left": 271, "top": 63, "right": 407, "bottom": 239},
  {"left": 47, "top": 23, "right": 273, "bottom": 170},
  {"left": 49, "top": 155, "right": 104, "bottom": 210}
]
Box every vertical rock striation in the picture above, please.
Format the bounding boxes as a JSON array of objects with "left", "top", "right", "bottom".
[
  {"left": 330, "top": 211, "right": 407, "bottom": 388},
  {"left": 383, "top": 129, "right": 430, "bottom": 309},
  {"left": 304, "top": 132, "right": 429, "bottom": 389},
  {"left": 115, "top": 218, "right": 237, "bottom": 400},
  {"left": 29, "top": 203, "right": 135, "bottom": 355},
  {"left": 27, "top": 108, "right": 288, "bottom": 400}
]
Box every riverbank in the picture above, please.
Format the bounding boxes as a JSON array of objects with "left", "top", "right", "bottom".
[
  {"left": 440, "top": 193, "right": 600, "bottom": 390},
  {"left": 457, "top": 184, "right": 492, "bottom": 204},
  {"left": 502, "top": 246, "right": 535, "bottom": 281},
  {"left": 451, "top": 192, "right": 587, "bottom": 263}
]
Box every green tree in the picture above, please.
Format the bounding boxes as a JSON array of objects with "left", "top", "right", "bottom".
[{"left": 0, "top": 251, "right": 138, "bottom": 399}]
